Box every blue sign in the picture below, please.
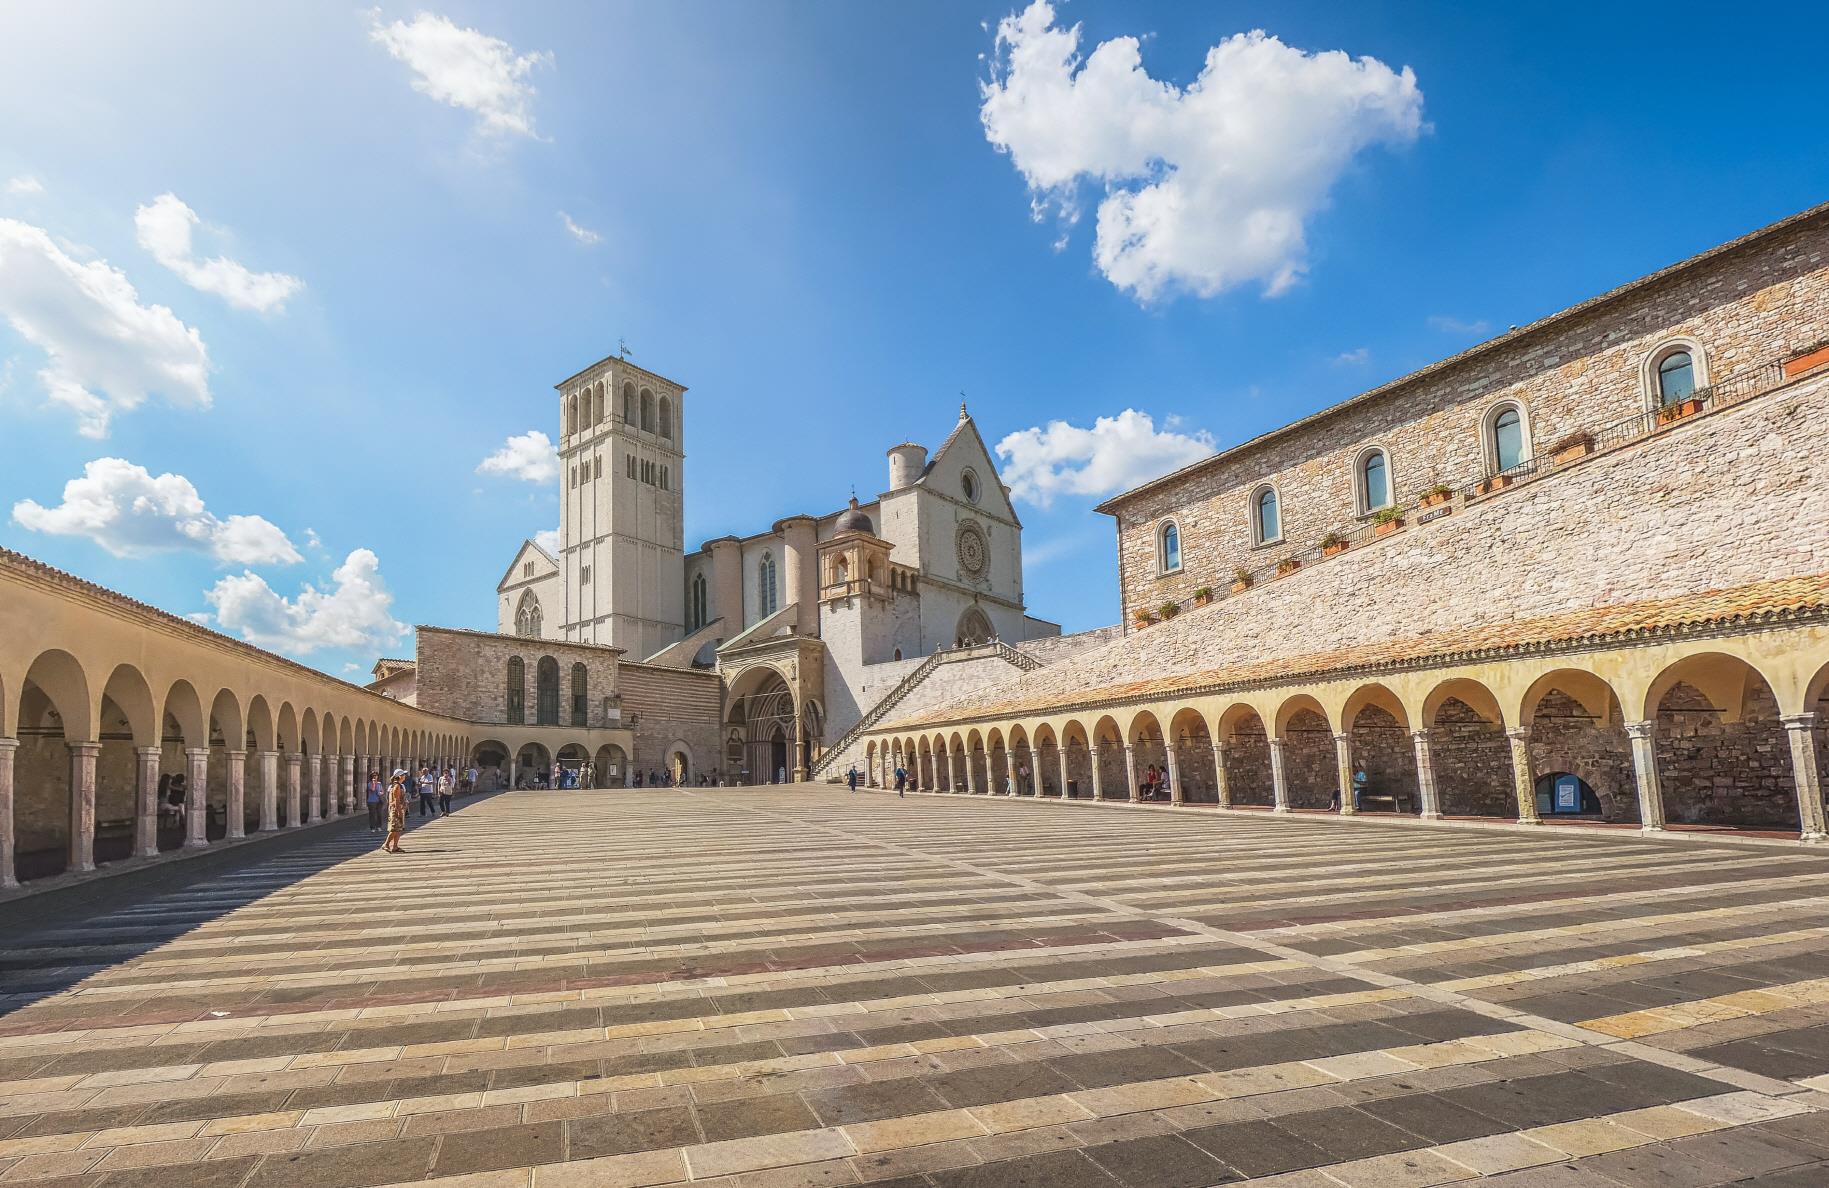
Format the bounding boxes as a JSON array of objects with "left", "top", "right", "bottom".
[{"left": 1554, "top": 774, "right": 1581, "bottom": 813}]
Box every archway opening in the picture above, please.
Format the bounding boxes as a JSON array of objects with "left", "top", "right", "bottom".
[
  {"left": 470, "top": 740, "right": 509, "bottom": 790},
  {"left": 1650, "top": 656, "right": 1796, "bottom": 830},
  {"left": 1278, "top": 705, "right": 1334, "bottom": 811},
  {"left": 1170, "top": 710, "right": 1216, "bottom": 804},
  {"left": 1523, "top": 674, "right": 1634, "bottom": 822},
  {"left": 1221, "top": 708, "right": 1274, "bottom": 807},
  {"left": 1348, "top": 701, "right": 1416, "bottom": 814},
  {"left": 515, "top": 742, "right": 553, "bottom": 788},
  {"left": 1429, "top": 690, "right": 1515, "bottom": 819}
]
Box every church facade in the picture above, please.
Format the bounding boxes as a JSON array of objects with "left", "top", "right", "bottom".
[{"left": 488, "top": 356, "right": 1061, "bottom": 781}]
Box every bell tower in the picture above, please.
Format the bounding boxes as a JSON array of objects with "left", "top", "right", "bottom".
[{"left": 553, "top": 354, "right": 687, "bottom": 657}]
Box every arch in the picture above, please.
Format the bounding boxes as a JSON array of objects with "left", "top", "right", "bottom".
[
  {"left": 1519, "top": 668, "right": 1633, "bottom": 822},
  {"left": 622, "top": 381, "right": 635, "bottom": 423},
  {"left": 665, "top": 743, "right": 691, "bottom": 785},
  {"left": 1646, "top": 653, "right": 1796, "bottom": 830},
  {"left": 1217, "top": 703, "right": 1274, "bottom": 807},
  {"left": 100, "top": 664, "right": 157, "bottom": 746},
  {"left": 1168, "top": 707, "right": 1216, "bottom": 803},
  {"left": 1481, "top": 400, "right": 1532, "bottom": 476},
  {"left": 300, "top": 708, "right": 318, "bottom": 757},
  {"left": 1157, "top": 520, "right": 1181, "bottom": 574},
  {"left": 514, "top": 590, "right": 542, "bottom": 639},
  {"left": 469, "top": 739, "right": 510, "bottom": 790},
  {"left": 726, "top": 665, "right": 796, "bottom": 784},
  {"left": 689, "top": 572, "right": 709, "bottom": 631},
  {"left": 570, "top": 662, "right": 588, "bottom": 727},
  {"left": 1126, "top": 710, "right": 1168, "bottom": 801},
  {"left": 591, "top": 381, "right": 605, "bottom": 427},
  {"left": 1089, "top": 715, "right": 1124, "bottom": 800},
  {"left": 1642, "top": 337, "right": 1709, "bottom": 410},
  {"left": 1422, "top": 677, "right": 1514, "bottom": 819},
  {"left": 1343, "top": 689, "right": 1416, "bottom": 815},
  {"left": 956, "top": 606, "right": 995, "bottom": 647},
  {"left": 1249, "top": 483, "right": 1281, "bottom": 546},
  {"left": 640, "top": 387, "right": 655, "bottom": 432},
  {"left": 757, "top": 551, "right": 779, "bottom": 618},
  {"left": 1274, "top": 697, "right": 1334, "bottom": 810},
  {"left": 565, "top": 393, "right": 578, "bottom": 436},
  {"left": 1355, "top": 446, "right": 1392, "bottom": 514},
  {"left": 515, "top": 741, "right": 554, "bottom": 787},
  {"left": 657, "top": 395, "right": 674, "bottom": 439},
  {"left": 16, "top": 651, "right": 98, "bottom": 880},
  {"left": 22, "top": 650, "right": 93, "bottom": 742}
]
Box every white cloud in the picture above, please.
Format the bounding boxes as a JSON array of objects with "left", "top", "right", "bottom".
[
  {"left": 1428, "top": 314, "right": 1491, "bottom": 336},
  {"left": 0, "top": 219, "right": 211, "bottom": 437},
  {"left": 980, "top": 2, "right": 1424, "bottom": 303},
  {"left": 134, "top": 194, "right": 302, "bottom": 313},
  {"left": 995, "top": 409, "right": 1216, "bottom": 507},
  {"left": 1333, "top": 347, "right": 1369, "bottom": 365},
  {"left": 533, "top": 528, "right": 560, "bottom": 555},
  {"left": 558, "top": 211, "right": 601, "bottom": 246},
  {"left": 477, "top": 429, "right": 558, "bottom": 483},
  {"left": 205, "top": 548, "right": 407, "bottom": 655},
  {"left": 369, "top": 11, "right": 552, "bottom": 139},
  {"left": 12, "top": 457, "right": 301, "bottom": 564},
  {"left": 4, "top": 176, "right": 44, "bottom": 196}
]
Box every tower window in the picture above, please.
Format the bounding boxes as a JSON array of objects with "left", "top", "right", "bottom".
[
  {"left": 640, "top": 388, "right": 655, "bottom": 432},
  {"left": 622, "top": 381, "right": 634, "bottom": 423},
  {"left": 594, "top": 456, "right": 603, "bottom": 479},
  {"left": 758, "top": 551, "right": 778, "bottom": 617},
  {"left": 658, "top": 395, "right": 673, "bottom": 439},
  {"left": 581, "top": 565, "right": 591, "bottom": 585}
]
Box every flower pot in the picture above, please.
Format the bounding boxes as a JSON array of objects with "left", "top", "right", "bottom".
[
  {"left": 1276, "top": 561, "right": 1301, "bottom": 578},
  {"left": 1193, "top": 593, "right": 1212, "bottom": 608},
  {"left": 1133, "top": 618, "right": 1154, "bottom": 630},
  {"left": 1230, "top": 579, "right": 1251, "bottom": 595},
  {"left": 1373, "top": 518, "right": 1403, "bottom": 537},
  {"left": 1419, "top": 491, "right": 1450, "bottom": 508},
  {"left": 1552, "top": 440, "right": 1593, "bottom": 464},
  {"left": 1475, "top": 474, "right": 1512, "bottom": 497},
  {"left": 1656, "top": 397, "right": 1703, "bottom": 425},
  {"left": 1783, "top": 343, "right": 1829, "bottom": 378},
  {"left": 1322, "top": 541, "right": 1349, "bottom": 558}
]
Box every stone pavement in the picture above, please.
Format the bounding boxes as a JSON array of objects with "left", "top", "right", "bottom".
[{"left": 1, "top": 789, "right": 1828, "bottom": 1187}]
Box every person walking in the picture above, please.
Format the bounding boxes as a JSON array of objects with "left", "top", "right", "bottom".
[
  {"left": 382, "top": 770, "right": 408, "bottom": 853},
  {"left": 437, "top": 768, "right": 454, "bottom": 816},
  {"left": 417, "top": 766, "right": 437, "bottom": 817},
  {"left": 847, "top": 766, "right": 858, "bottom": 793},
  {"left": 894, "top": 765, "right": 906, "bottom": 797},
  {"left": 365, "top": 770, "right": 384, "bottom": 831}
]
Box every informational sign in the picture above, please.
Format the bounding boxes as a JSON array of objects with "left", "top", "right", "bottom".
[{"left": 1554, "top": 773, "right": 1581, "bottom": 813}]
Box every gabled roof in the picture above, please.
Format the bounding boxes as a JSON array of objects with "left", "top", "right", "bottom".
[
  {"left": 915, "top": 408, "right": 1022, "bottom": 529},
  {"left": 495, "top": 537, "right": 559, "bottom": 592}
]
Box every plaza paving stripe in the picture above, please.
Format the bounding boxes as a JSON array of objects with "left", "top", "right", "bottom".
[{"left": 0, "top": 788, "right": 1826, "bottom": 1186}]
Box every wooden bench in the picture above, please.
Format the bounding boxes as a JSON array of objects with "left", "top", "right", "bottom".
[{"left": 1358, "top": 791, "right": 1413, "bottom": 814}]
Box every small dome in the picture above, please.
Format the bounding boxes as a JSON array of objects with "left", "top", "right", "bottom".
[{"left": 835, "top": 496, "right": 874, "bottom": 536}]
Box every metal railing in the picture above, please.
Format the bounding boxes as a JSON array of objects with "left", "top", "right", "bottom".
[{"left": 1135, "top": 359, "right": 1791, "bottom": 626}]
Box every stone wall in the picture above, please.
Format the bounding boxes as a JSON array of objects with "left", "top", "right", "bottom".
[
  {"left": 1655, "top": 681, "right": 1795, "bottom": 828},
  {"left": 414, "top": 628, "right": 622, "bottom": 728},
  {"left": 1015, "top": 625, "right": 1124, "bottom": 666},
  {"left": 1108, "top": 210, "right": 1829, "bottom": 623},
  {"left": 903, "top": 372, "right": 1829, "bottom": 723},
  {"left": 618, "top": 661, "right": 722, "bottom": 781}
]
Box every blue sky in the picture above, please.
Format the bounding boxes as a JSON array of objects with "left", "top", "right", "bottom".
[{"left": 3, "top": 1, "right": 1826, "bottom": 677}]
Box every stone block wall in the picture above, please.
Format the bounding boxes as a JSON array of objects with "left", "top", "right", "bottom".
[
  {"left": 618, "top": 662, "right": 722, "bottom": 780},
  {"left": 1108, "top": 211, "right": 1829, "bottom": 624},
  {"left": 413, "top": 627, "right": 622, "bottom": 728}
]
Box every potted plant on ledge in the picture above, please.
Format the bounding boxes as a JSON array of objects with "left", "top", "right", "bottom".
[
  {"left": 1372, "top": 506, "right": 1405, "bottom": 536},
  {"left": 1193, "top": 586, "right": 1214, "bottom": 607},
  {"left": 1132, "top": 608, "right": 1156, "bottom": 630},
  {"left": 1276, "top": 555, "right": 1302, "bottom": 577},
  {"left": 1657, "top": 396, "right": 1704, "bottom": 425},
  {"left": 1419, "top": 482, "right": 1453, "bottom": 509},
  {"left": 1474, "top": 472, "right": 1513, "bottom": 497},
  {"left": 1321, "top": 531, "right": 1349, "bottom": 558},
  {"left": 1159, "top": 601, "right": 1180, "bottom": 621},
  {"left": 1549, "top": 430, "right": 1595, "bottom": 464},
  {"left": 1230, "top": 567, "right": 1254, "bottom": 595}
]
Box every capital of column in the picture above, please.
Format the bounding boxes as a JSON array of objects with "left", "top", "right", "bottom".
[
  {"left": 286, "top": 752, "right": 304, "bottom": 768},
  {"left": 1504, "top": 727, "right": 1531, "bottom": 743},
  {"left": 135, "top": 744, "right": 161, "bottom": 759},
  {"left": 0, "top": 737, "right": 15, "bottom": 753},
  {"left": 66, "top": 740, "right": 102, "bottom": 756},
  {"left": 227, "top": 749, "right": 247, "bottom": 761},
  {"left": 1333, "top": 733, "right": 1350, "bottom": 745},
  {"left": 1781, "top": 712, "right": 1821, "bottom": 732},
  {"left": 1623, "top": 720, "right": 1657, "bottom": 741},
  {"left": 1410, "top": 729, "right": 1432, "bottom": 744},
  {"left": 1268, "top": 737, "right": 1286, "bottom": 752},
  {"left": 185, "top": 746, "right": 209, "bottom": 760}
]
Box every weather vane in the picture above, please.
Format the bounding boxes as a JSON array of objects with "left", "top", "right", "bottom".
[{"left": 618, "top": 337, "right": 631, "bottom": 360}]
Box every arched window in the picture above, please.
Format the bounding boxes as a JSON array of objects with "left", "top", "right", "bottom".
[
  {"left": 1251, "top": 485, "right": 1280, "bottom": 545},
  {"left": 957, "top": 606, "right": 995, "bottom": 646},
  {"left": 690, "top": 573, "right": 708, "bottom": 630},
  {"left": 658, "top": 396, "right": 673, "bottom": 439},
  {"left": 514, "top": 590, "right": 542, "bottom": 638},
  {"left": 1656, "top": 351, "right": 1696, "bottom": 406},
  {"left": 1490, "top": 406, "right": 1526, "bottom": 473},
  {"left": 1157, "top": 521, "right": 1181, "bottom": 573},
  {"left": 1358, "top": 448, "right": 1391, "bottom": 513},
  {"left": 622, "top": 382, "right": 634, "bottom": 423},
  {"left": 640, "top": 388, "right": 655, "bottom": 432},
  {"left": 506, "top": 657, "right": 525, "bottom": 724},
  {"left": 758, "top": 551, "right": 778, "bottom": 618},
  {"left": 536, "top": 657, "right": 560, "bottom": 725},
  {"left": 591, "top": 382, "right": 604, "bottom": 426},
  {"left": 565, "top": 395, "right": 577, "bottom": 436},
  {"left": 961, "top": 469, "right": 979, "bottom": 503},
  {"left": 571, "top": 663, "right": 588, "bottom": 727}
]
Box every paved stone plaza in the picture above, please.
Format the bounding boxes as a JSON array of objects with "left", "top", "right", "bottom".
[{"left": 2, "top": 791, "right": 1829, "bottom": 1187}]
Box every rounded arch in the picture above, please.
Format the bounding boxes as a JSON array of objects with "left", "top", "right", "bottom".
[
  {"left": 1216, "top": 702, "right": 1274, "bottom": 808},
  {"left": 1422, "top": 678, "right": 1506, "bottom": 729},
  {"left": 1641, "top": 336, "right": 1709, "bottom": 410},
  {"left": 1341, "top": 683, "right": 1410, "bottom": 731},
  {"left": 956, "top": 605, "right": 995, "bottom": 647},
  {"left": 1156, "top": 518, "right": 1182, "bottom": 575},
  {"left": 657, "top": 394, "right": 674, "bottom": 439},
  {"left": 1642, "top": 651, "right": 1776, "bottom": 724},
  {"left": 100, "top": 664, "right": 157, "bottom": 746},
  {"left": 1249, "top": 482, "right": 1282, "bottom": 546},
  {"left": 1273, "top": 693, "right": 1332, "bottom": 737},
  {"left": 1519, "top": 666, "right": 1620, "bottom": 725},
  {"left": 162, "top": 679, "right": 207, "bottom": 747},
  {"left": 22, "top": 650, "right": 94, "bottom": 742},
  {"left": 622, "top": 380, "right": 635, "bottom": 423},
  {"left": 639, "top": 387, "right": 655, "bottom": 432},
  {"left": 1479, "top": 399, "right": 1533, "bottom": 476},
  {"left": 1353, "top": 445, "right": 1393, "bottom": 515},
  {"left": 300, "top": 708, "right": 319, "bottom": 757},
  {"left": 1646, "top": 652, "right": 1795, "bottom": 829},
  {"left": 1168, "top": 707, "right": 1217, "bottom": 803},
  {"left": 245, "top": 694, "right": 276, "bottom": 752}
]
